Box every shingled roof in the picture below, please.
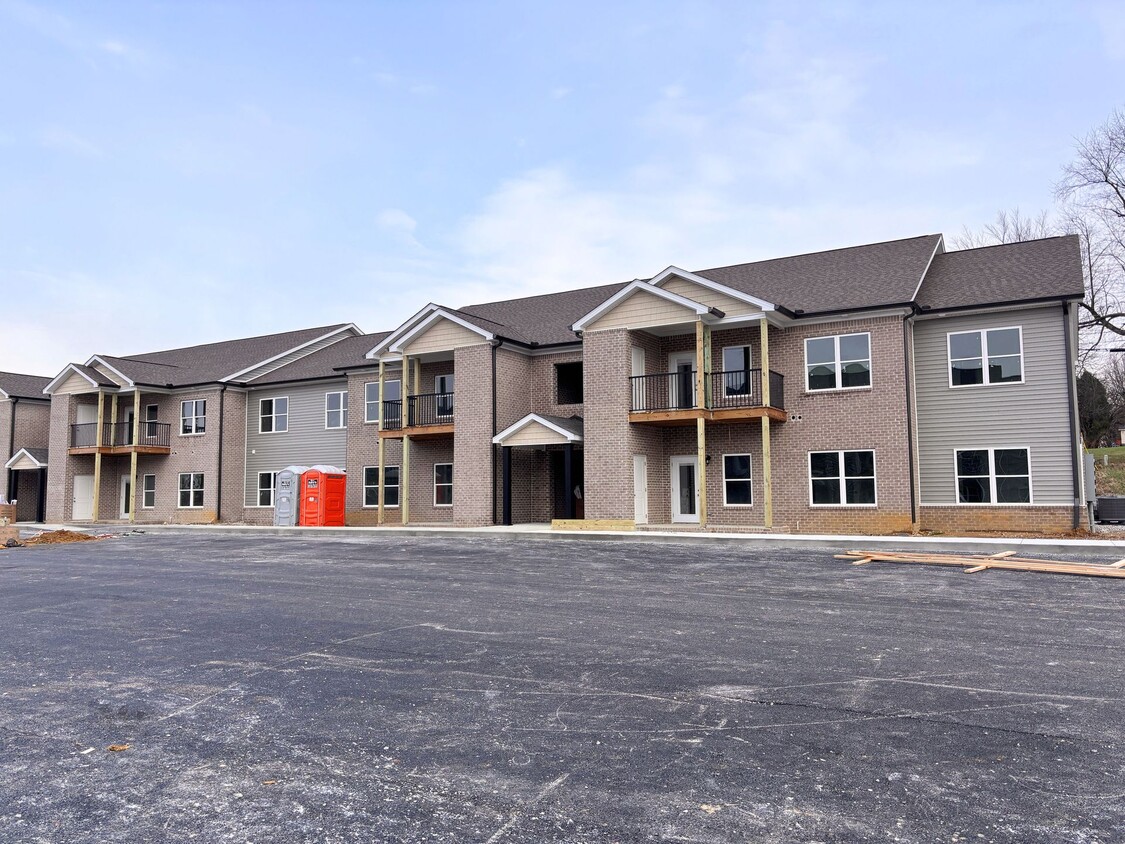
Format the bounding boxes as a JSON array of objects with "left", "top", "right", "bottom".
[
  {"left": 97, "top": 324, "right": 354, "bottom": 387},
  {"left": 458, "top": 282, "right": 627, "bottom": 346},
  {"left": 0, "top": 371, "right": 52, "bottom": 399},
  {"left": 915, "top": 235, "right": 1084, "bottom": 311},
  {"left": 248, "top": 332, "right": 392, "bottom": 384}
]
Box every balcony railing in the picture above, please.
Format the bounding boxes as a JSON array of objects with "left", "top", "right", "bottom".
[
  {"left": 630, "top": 369, "right": 784, "bottom": 413},
  {"left": 380, "top": 393, "right": 455, "bottom": 430},
  {"left": 70, "top": 421, "right": 172, "bottom": 450}
]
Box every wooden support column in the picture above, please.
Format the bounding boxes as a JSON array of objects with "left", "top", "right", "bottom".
[
  {"left": 377, "top": 359, "right": 386, "bottom": 526},
  {"left": 401, "top": 354, "right": 412, "bottom": 427},
  {"left": 760, "top": 319, "right": 773, "bottom": 528},
  {"left": 694, "top": 319, "right": 706, "bottom": 409},
  {"left": 696, "top": 417, "right": 707, "bottom": 527},
  {"left": 129, "top": 390, "right": 140, "bottom": 523},
  {"left": 92, "top": 392, "right": 105, "bottom": 521}
]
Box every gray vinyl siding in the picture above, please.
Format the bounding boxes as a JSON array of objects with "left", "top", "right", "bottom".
[
  {"left": 913, "top": 305, "right": 1074, "bottom": 505},
  {"left": 243, "top": 381, "right": 348, "bottom": 507}
]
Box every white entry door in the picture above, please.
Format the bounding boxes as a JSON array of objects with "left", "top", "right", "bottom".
[
  {"left": 119, "top": 475, "right": 132, "bottom": 519},
  {"left": 633, "top": 455, "right": 648, "bottom": 524},
  {"left": 669, "top": 353, "right": 696, "bottom": 409},
  {"left": 73, "top": 475, "right": 95, "bottom": 520},
  {"left": 670, "top": 456, "right": 700, "bottom": 523}
]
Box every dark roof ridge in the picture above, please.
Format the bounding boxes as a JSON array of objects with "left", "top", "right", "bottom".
[
  {"left": 693, "top": 233, "right": 942, "bottom": 275},
  {"left": 98, "top": 355, "right": 181, "bottom": 369},
  {"left": 941, "top": 234, "right": 1073, "bottom": 255},
  {"left": 117, "top": 322, "right": 352, "bottom": 360},
  {"left": 459, "top": 281, "right": 624, "bottom": 311}
]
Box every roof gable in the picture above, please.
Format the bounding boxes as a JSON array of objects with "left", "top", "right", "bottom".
[{"left": 572, "top": 281, "right": 718, "bottom": 333}]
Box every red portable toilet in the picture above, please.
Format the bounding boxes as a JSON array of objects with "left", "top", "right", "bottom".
[{"left": 298, "top": 468, "right": 346, "bottom": 527}]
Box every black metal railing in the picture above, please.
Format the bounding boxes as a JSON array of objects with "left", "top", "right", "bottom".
[
  {"left": 381, "top": 399, "right": 404, "bottom": 430},
  {"left": 70, "top": 421, "right": 171, "bottom": 449},
  {"left": 408, "top": 392, "right": 455, "bottom": 427},
  {"left": 630, "top": 369, "right": 784, "bottom": 413}
]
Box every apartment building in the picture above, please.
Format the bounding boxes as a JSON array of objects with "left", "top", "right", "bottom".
[
  {"left": 1, "top": 371, "right": 52, "bottom": 522},
  {"left": 31, "top": 232, "right": 1086, "bottom": 535}
]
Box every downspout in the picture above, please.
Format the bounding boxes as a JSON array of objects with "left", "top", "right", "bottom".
[
  {"left": 216, "top": 386, "right": 227, "bottom": 522},
  {"left": 491, "top": 339, "right": 500, "bottom": 525},
  {"left": 6, "top": 397, "right": 17, "bottom": 502},
  {"left": 901, "top": 313, "right": 917, "bottom": 528},
  {"left": 1062, "top": 302, "right": 1082, "bottom": 529}
]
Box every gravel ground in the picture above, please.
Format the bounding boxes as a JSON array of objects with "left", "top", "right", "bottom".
[{"left": 1, "top": 534, "right": 1122, "bottom": 843}]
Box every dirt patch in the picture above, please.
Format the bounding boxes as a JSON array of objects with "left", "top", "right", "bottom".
[{"left": 22, "top": 530, "right": 103, "bottom": 546}]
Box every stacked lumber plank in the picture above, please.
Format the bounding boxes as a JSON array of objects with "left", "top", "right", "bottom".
[{"left": 836, "top": 549, "right": 1125, "bottom": 579}]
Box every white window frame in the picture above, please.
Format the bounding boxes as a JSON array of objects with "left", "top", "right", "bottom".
[
  {"left": 947, "top": 326, "right": 1025, "bottom": 388},
  {"left": 144, "top": 404, "right": 159, "bottom": 439},
  {"left": 433, "top": 462, "right": 453, "bottom": 507},
  {"left": 720, "top": 345, "right": 754, "bottom": 399},
  {"left": 325, "top": 391, "right": 348, "bottom": 429},
  {"left": 804, "top": 332, "right": 871, "bottom": 393},
  {"left": 807, "top": 450, "right": 878, "bottom": 508},
  {"left": 141, "top": 474, "right": 156, "bottom": 509},
  {"left": 258, "top": 396, "right": 289, "bottom": 434},
  {"left": 363, "top": 465, "right": 401, "bottom": 508},
  {"left": 364, "top": 382, "right": 379, "bottom": 424},
  {"left": 256, "top": 471, "right": 276, "bottom": 507},
  {"left": 180, "top": 399, "right": 206, "bottom": 436},
  {"left": 435, "top": 374, "right": 454, "bottom": 419},
  {"left": 178, "top": 472, "right": 205, "bottom": 509},
  {"left": 952, "top": 447, "right": 1033, "bottom": 505},
  {"left": 722, "top": 453, "right": 753, "bottom": 507}
]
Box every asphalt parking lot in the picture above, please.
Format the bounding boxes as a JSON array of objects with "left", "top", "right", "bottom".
[{"left": 1, "top": 534, "right": 1123, "bottom": 843}]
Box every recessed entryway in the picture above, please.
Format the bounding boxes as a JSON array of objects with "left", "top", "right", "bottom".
[{"left": 670, "top": 455, "right": 699, "bottom": 523}]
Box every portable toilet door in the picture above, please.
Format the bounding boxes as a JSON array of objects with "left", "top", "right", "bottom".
[
  {"left": 298, "top": 470, "right": 323, "bottom": 526},
  {"left": 298, "top": 469, "right": 346, "bottom": 527},
  {"left": 273, "top": 469, "right": 302, "bottom": 526},
  {"left": 321, "top": 472, "right": 346, "bottom": 526}
]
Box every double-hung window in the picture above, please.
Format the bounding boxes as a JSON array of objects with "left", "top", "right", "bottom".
[
  {"left": 142, "top": 475, "right": 156, "bottom": 509},
  {"left": 259, "top": 397, "right": 288, "bottom": 433},
  {"left": 363, "top": 466, "right": 400, "bottom": 507},
  {"left": 948, "top": 327, "right": 1023, "bottom": 386},
  {"left": 955, "top": 448, "right": 1031, "bottom": 504},
  {"left": 364, "top": 383, "right": 379, "bottom": 423},
  {"left": 723, "top": 454, "right": 753, "bottom": 506},
  {"left": 809, "top": 450, "right": 876, "bottom": 506},
  {"left": 257, "top": 472, "right": 276, "bottom": 506},
  {"left": 326, "top": 391, "right": 348, "bottom": 429},
  {"left": 805, "top": 333, "right": 871, "bottom": 391},
  {"left": 178, "top": 473, "right": 205, "bottom": 508},
  {"left": 180, "top": 400, "right": 206, "bottom": 435},
  {"left": 434, "top": 463, "right": 453, "bottom": 507},
  {"left": 721, "top": 346, "right": 753, "bottom": 399}
]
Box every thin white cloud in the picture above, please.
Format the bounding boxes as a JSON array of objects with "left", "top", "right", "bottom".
[
  {"left": 39, "top": 127, "right": 102, "bottom": 158},
  {"left": 99, "top": 39, "right": 127, "bottom": 55}
]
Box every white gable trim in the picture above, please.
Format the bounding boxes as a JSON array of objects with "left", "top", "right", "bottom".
[
  {"left": 649, "top": 266, "right": 777, "bottom": 312},
  {"left": 365, "top": 303, "right": 441, "bottom": 358},
  {"left": 43, "top": 364, "right": 101, "bottom": 395},
  {"left": 388, "top": 309, "right": 495, "bottom": 354},
  {"left": 85, "top": 355, "right": 135, "bottom": 388},
  {"left": 911, "top": 234, "right": 946, "bottom": 303},
  {"left": 571, "top": 281, "right": 717, "bottom": 332},
  {"left": 492, "top": 413, "right": 583, "bottom": 445},
  {"left": 222, "top": 324, "right": 361, "bottom": 382},
  {"left": 5, "top": 448, "right": 47, "bottom": 470}
]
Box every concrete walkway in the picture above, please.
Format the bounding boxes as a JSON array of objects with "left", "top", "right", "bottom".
[{"left": 15, "top": 519, "right": 1125, "bottom": 557}]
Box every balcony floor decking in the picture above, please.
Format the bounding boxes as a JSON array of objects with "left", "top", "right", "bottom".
[
  {"left": 628, "top": 405, "right": 787, "bottom": 426},
  {"left": 67, "top": 444, "right": 174, "bottom": 456},
  {"left": 378, "top": 423, "right": 455, "bottom": 440}
]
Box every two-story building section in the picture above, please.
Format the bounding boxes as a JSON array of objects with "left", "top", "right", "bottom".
[{"left": 1, "top": 371, "right": 52, "bottom": 522}]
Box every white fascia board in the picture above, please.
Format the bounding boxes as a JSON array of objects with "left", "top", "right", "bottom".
[
  {"left": 0, "top": 388, "right": 8, "bottom": 400},
  {"left": 365, "top": 304, "right": 445, "bottom": 358},
  {"left": 791, "top": 306, "right": 913, "bottom": 327},
  {"left": 649, "top": 266, "right": 777, "bottom": 312},
  {"left": 43, "top": 364, "right": 101, "bottom": 395},
  {"left": 222, "top": 325, "right": 360, "bottom": 382},
  {"left": 85, "top": 356, "right": 135, "bottom": 388},
  {"left": 492, "top": 413, "right": 582, "bottom": 445},
  {"left": 388, "top": 309, "right": 495, "bottom": 354},
  {"left": 571, "top": 281, "right": 713, "bottom": 332},
  {"left": 5, "top": 448, "right": 47, "bottom": 470},
  {"left": 910, "top": 234, "right": 945, "bottom": 303}
]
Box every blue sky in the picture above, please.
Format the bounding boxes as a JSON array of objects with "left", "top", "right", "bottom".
[{"left": 2, "top": 0, "right": 1122, "bottom": 375}]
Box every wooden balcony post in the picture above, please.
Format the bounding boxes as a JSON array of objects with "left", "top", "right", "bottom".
[
  {"left": 92, "top": 391, "right": 105, "bottom": 521},
  {"left": 760, "top": 318, "right": 773, "bottom": 528},
  {"left": 129, "top": 390, "right": 140, "bottom": 522},
  {"left": 694, "top": 319, "right": 706, "bottom": 409}
]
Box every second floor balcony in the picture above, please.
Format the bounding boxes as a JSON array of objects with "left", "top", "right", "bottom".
[
  {"left": 69, "top": 420, "right": 172, "bottom": 455},
  {"left": 380, "top": 392, "right": 455, "bottom": 438},
  {"left": 629, "top": 368, "right": 786, "bottom": 424}
]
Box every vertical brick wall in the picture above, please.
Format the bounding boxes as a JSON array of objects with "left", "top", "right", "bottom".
[
  {"left": 45, "top": 394, "right": 77, "bottom": 522},
  {"left": 452, "top": 344, "right": 495, "bottom": 526},
  {"left": 345, "top": 369, "right": 381, "bottom": 520},
  {"left": 408, "top": 437, "right": 455, "bottom": 523}
]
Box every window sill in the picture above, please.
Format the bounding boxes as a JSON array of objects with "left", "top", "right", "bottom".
[
  {"left": 803, "top": 386, "right": 873, "bottom": 396},
  {"left": 808, "top": 503, "right": 878, "bottom": 509}
]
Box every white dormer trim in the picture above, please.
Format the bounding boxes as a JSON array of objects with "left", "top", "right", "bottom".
[
  {"left": 222, "top": 324, "right": 362, "bottom": 383},
  {"left": 5, "top": 448, "right": 48, "bottom": 470},
  {"left": 368, "top": 306, "right": 496, "bottom": 357},
  {"left": 911, "top": 234, "right": 946, "bottom": 303},
  {"left": 570, "top": 281, "right": 719, "bottom": 333},
  {"left": 492, "top": 413, "right": 583, "bottom": 445},
  {"left": 85, "top": 355, "right": 135, "bottom": 388},
  {"left": 649, "top": 266, "right": 777, "bottom": 312},
  {"left": 43, "top": 364, "right": 102, "bottom": 395}
]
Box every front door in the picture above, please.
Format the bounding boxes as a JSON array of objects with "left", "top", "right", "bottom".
[
  {"left": 633, "top": 455, "right": 648, "bottom": 524},
  {"left": 72, "top": 475, "right": 94, "bottom": 520},
  {"left": 435, "top": 374, "right": 454, "bottom": 418},
  {"left": 119, "top": 475, "right": 132, "bottom": 519},
  {"left": 669, "top": 353, "right": 696, "bottom": 409},
  {"left": 670, "top": 456, "right": 699, "bottom": 523}
]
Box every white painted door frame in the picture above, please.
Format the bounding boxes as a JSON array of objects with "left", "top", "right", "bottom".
[
  {"left": 72, "top": 475, "right": 95, "bottom": 521},
  {"left": 670, "top": 455, "right": 700, "bottom": 523},
  {"left": 119, "top": 474, "right": 132, "bottom": 519},
  {"left": 633, "top": 455, "right": 648, "bottom": 524},
  {"left": 668, "top": 352, "right": 696, "bottom": 409}
]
